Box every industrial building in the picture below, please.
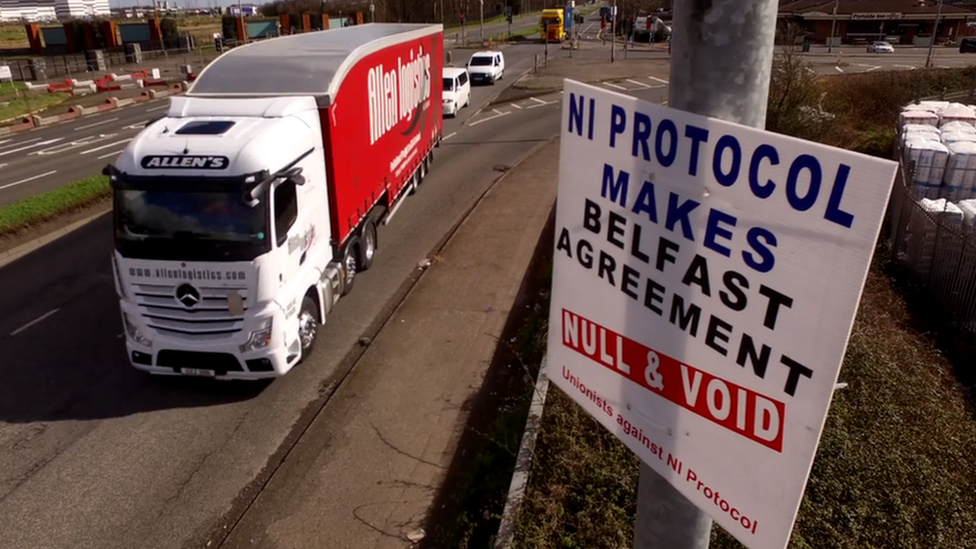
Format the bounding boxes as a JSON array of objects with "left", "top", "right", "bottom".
[
  {"left": 0, "top": 0, "right": 111, "bottom": 22},
  {"left": 779, "top": 0, "right": 976, "bottom": 46}
]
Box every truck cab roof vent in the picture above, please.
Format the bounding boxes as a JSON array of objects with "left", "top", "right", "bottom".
[{"left": 174, "top": 120, "right": 236, "bottom": 135}]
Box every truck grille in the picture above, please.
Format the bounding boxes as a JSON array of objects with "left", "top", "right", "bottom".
[{"left": 132, "top": 282, "right": 250, "bottom": 339}]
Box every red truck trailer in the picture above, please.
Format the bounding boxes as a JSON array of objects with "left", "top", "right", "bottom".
[{"left": 105, "top": 23, "right": 446, "bottom": 379}]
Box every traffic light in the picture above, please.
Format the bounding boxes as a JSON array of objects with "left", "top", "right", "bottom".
[
  {"left": 506, "top": 13, "right": 513, "bottom": 24},
  {"left": 460, "top": 14, "right": 465, "bottom": 24}
]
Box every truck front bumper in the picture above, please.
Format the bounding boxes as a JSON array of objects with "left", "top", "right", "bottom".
[{"left": 119, "top": 303, "right": 298, "bottom": 381}]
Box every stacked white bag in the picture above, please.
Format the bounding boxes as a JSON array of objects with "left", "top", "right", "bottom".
[
  {"left": 944, "top": 141, "right": 976, "bottom": 201},
  {"left": 900, "top": 109, "right": 939, "bottom": 127},
  {"left": 902, "top": 131, "right": 948, "bottom": 198},
  {"left": 939, "top": 103, "right": 976, "bottom": 128}
]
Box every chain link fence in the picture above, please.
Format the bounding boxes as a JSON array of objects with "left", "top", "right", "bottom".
[{"left": 886, "top": 144, "right": 976, "bottom": 341}]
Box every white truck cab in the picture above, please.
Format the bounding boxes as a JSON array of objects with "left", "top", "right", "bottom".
[
  {"left": 110, "top": 95, "right": 336, "bottom": 378},
  {"left": 466, "top": 50, "right": 505, "bottom": 85}
]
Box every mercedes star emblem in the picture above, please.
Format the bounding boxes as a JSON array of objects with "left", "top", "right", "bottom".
[{"left": 175, "top": 283, "right": 201, "bottom": 308}]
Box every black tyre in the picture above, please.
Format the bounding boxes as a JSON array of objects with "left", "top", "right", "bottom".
[
  {"left": 298, "top": 294, "right": 319, "bottom": 357},
  {"left": 361, "top": 219, "right": 377, "bottom": 271},
  {"left": 341, "top": 238, "right": 359, "bottom": 295}
]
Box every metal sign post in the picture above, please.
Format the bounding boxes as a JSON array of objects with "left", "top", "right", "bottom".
[{"left": 634, "top": 0, "right": 779, "bottom": 544}]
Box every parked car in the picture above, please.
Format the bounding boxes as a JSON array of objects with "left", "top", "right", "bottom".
[
  {"left": 867, "top": 40, "right": 894, "bottom": 53},
  {"left": 961, "top": 37, "right": 976, "bottom": 53},
  {"left": 442, "top": 67, "right": 471, "bottom": 117},
  {"left": 466, "top": 51, "right": 505, "bottom": 85}
]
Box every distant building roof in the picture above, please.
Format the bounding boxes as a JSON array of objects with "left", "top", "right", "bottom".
[{"left": 780, "top": 0, "right": 976, "bottom": 18}]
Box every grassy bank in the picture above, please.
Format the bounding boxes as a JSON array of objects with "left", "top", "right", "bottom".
[
  {"left": 0, "top": 92, "right": 70, "bottom": 121},
  {"left": 0, "top": 175, "right": 110, "bottom": 237},
  {"left": 509, "top": 51, "right": 976, "bottom": 548}
]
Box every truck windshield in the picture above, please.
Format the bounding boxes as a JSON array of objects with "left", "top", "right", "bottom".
[
  {"left": 443, "top": 77, "right": 455, "bottom": 91},
  {"left": 469, "top": 56, "right": 493, "bottom": 66},
  {"left": 114, "top": 189, "right": 271, "bottom": 261},
  {"left": 542, "top": 17, "right": 561, "bottom": 26}
]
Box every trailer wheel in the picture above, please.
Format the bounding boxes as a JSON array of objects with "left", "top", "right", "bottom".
[
  {"left": 341, "top": 238, "right": 359, "bottom": 296},
  {"left": 361, "top": 219, "right": 377, "bottom": 271},
  {"left": 298, "top": 295, "right": 320, "bottom": 357}
]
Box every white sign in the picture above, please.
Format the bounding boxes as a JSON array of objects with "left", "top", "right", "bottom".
[
  {"left": 548, "top": 80, "right": 897, "bottom": 549},
  {"left": 0, "top": 66, "right": 11, "bottom": 80},
  {"left": 851, "top": 12, "right": 902, "bottom": 20}
]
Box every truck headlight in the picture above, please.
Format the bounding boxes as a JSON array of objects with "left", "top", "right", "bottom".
[
  {"left": 241, "top": 319, "right": 273, "bottom": 352},
  {"left": 122, "top": 313, "right": 151, "bottom": 347}
]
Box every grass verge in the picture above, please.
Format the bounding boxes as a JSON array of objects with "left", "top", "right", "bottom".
[
  {"left": 508, "top": 30, "right": 976, "bottom": 549},
  {"left": 0, "top": 92, "right": 70, "bottom": 121},
  {"left": 0, "top": 175, "right": 110, "bottom": 237}
]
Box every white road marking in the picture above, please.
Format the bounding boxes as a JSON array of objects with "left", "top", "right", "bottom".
[
  {"left": 865, "top": 65, "right": 881, "bottom": 72},
  {"left": 0, "top": 138, "right": 62, "bottom": 157},
  {"left": 29, "top": 134, "right": 112, "bottom": 156},
  {"left": 124, "top": 120, "right": 148, "bottom": 130},
  {"left": 626, "top": 79, "right": 651, "bottom": 89},
  {"left": 469, "top": 110, "right": 511, "bottom": 126},
  {"left": 510, "top": 102, "right": 523, "bottom": 109},
  {"left": 806, "top": 67, "right": 817, "bottom": 74},
  {"left": 894, "top": 64, "right": 916, "bottom": 69},
  {"left": 0, "top": 137, "right": 40, "bottom": 152},
  {"left": 443, "top": 131, "right": 457, "bottom": 140},
  {"left": 0, "top": 163, "right": 6, "bottom": 169},
  {"left": 98, "top": 149, "right": 128, "bottom": 159},
  {"left": 835, "top": 66, "right": 844, "bottom": 73},
  {"left": 80, "top": 138, "right": 132, "bottom": 155},
  {"left": 527, "top": 100, "right": 557, "bottom": 109},
  {"left": 603, "top": 81, "right": 627, "bottom": 90},
  {"left": 146, "top": 104, "right": 168, "bottom": 112},
  {"left": 9, "top": 308, "right": 61, "bottom": 336},
  {"left": 0, "top": 170, "right": 57, "bottom": 191},
  {"left": 0, "top": 139, "right": 10, "bottom": 146},
  {"left": 648, "top": 76, "right": 669, "bottom": 84},
  {"left": 74, "top": 116, "right": 118, "bottom": 131},
  {"left": 529, "top": 97, "right": 547, "bottom": 105}
]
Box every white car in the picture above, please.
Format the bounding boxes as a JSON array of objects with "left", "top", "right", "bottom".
[
  {"left": 442, "top": 67, "right": 471, "bottom": 117},
  {"left": 867, "top": 41, "right": 894, "bottom": 53},
  {"left": 466, "top": 51, "right": 505, "bottom": 85}
]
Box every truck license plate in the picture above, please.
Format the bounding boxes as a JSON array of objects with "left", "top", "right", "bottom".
[{"left": 181, "top": 367, "right": 216, "bottom": 377}]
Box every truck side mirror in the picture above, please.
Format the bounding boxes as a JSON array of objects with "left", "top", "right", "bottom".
[{"left": 280, "top": 166, "right": 306, "bottom": 186}]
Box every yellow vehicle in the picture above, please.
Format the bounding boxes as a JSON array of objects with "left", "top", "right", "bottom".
[{"left": 540, "top": 8, "right": 566, "bottom": 42}]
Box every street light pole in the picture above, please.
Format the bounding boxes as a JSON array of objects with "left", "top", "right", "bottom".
[
  {"left": 610, "top": 0, "right": 616, "bottom": 62},
  {"left": 634, "top": 1, "right": 780, "bottom": 542},
  {"left": 480, "top": 0, "right": 485, "bottom": 42},
  {"left": 827, "top": 0, "right": 838, "bottom": 54},
  {"left": 926, "top": 0, "right": 944, "bottom": 68}
]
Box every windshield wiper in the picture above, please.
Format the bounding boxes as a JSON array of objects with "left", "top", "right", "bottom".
[{"left": 172, "top": 230, "right": 215, "bottom": 240}]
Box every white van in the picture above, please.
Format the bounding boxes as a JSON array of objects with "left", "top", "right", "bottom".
[
  {"left": 466, "top": 51, "right": 505, "bottom": 85},
  {"left": 443, "top": 66, "right": 471, "bottom": 117}
]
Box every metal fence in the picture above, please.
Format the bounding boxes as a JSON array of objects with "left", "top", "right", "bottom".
[{"left": 887, "top": 148, "right": 976, "bottom": 340}]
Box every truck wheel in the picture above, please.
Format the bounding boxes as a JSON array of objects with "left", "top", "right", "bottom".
[
  {"left": 298, "top": 295, "right": 319, "bottom": 356},
  {"left": 341, "top": 239, "right": 359, "bottom": 295},
  {"left": 361, "top": 219, "right": 377, "bottom": 271}
]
